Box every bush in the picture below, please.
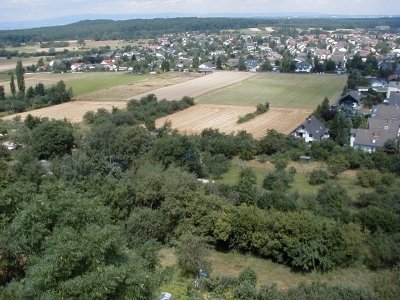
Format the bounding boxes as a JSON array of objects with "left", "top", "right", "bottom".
[
  {"left": 309, "top": 169, "right": 329, "bottom": 185},
  {"left": 238, "top": 267, "right": 257, "bottom": 287},
  {"left": 263, "top": 170, "right": 294, "bottom": 191},
  {"left": 357, "top": 169, "right": 381, "bottom": 187}
]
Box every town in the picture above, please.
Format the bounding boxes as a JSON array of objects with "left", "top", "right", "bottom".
[{"left": 1, "top": 12, "right": 400, "bottom": 300}]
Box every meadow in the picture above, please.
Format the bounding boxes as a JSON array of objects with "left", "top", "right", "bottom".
[
  {"left": 196, "top": 72, "right": 347, "bottom": 108},
  {"left": 158, "top": 248, "right": 384, "bottom": 298},
  {"left": 216, "top": 158, "right": 373, "bottom": 199}
]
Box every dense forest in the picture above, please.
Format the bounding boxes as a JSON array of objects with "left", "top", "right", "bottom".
[
  {"left": 1, "top": 17, "right": 400, "bottom": 44},
  {"left": 0, "top": 92, "right": 399, "bottom": 298}
]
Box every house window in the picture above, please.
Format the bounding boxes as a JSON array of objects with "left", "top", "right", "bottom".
[{"left": 309, "top": 134, "right": 313, "bottom": 137}]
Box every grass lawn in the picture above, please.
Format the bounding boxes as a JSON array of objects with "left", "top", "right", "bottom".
[
  {"left": 158, "top": 248, "right": 379, "bottom": 292},
  {"left": 65, "top": 73, "right": 147, "bottom": 96},
  {"left": 196, "top": 72, "right": 347, "bottom": 108},
  {"left": 215, "top": 159, "right": 373, "bottom": 199}
]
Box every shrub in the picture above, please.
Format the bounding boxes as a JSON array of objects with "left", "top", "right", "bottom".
[
  {"left": 238, "top": 267, "right": 257, "bottom": 287},
  {"left": 357, "top": 169, "right": 381, "bottom": 187},
  {"left": 309, "top": 169, "right": 329, "bottom": 185}
]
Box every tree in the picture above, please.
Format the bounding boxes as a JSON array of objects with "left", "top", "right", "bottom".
[
  {"left": 10, "top": 74, "right": 16, "bottom": 95},
  {"left": 16, "top": 60, "right": 25, "bottom": 93},
  {"left": 161, "top": 60, "right": 170, "bottom": 72},
  {"left": 0, "top": 85, "right": 5, "bottom": 100},
  {"left": 236, "top": 167, "right": 257, "bottom": 205},
  {"left": 216, "top": 56, "right": 223, "bottom": 70},
  {"left": 261, "top": 59, "right": 272, "bottom": 71},
  {"left": 330, "top": 112, "right": 352, "bottom": 146},
  {"left": 327, "top": 154, "right": 350, "bottom": 179},
  {"left": 34, "top": 83, "right": 46, "bottom": 96},
  {"left": 203, "top": 153, "right": 230, "bottom": 179},
  {"left": 37, "top": 57, "right": 45, "bottom": 67},
  {"left": 175, "top": 233, "right": 211, "bottom": 275},
  {"left": 31, "top": 120, "right": 75, "bottom": 159},
  {"left": 325, "top": 59, "right": 336, "bottom": 72},
  {"left": 192, "top": 56, "right": 199, "bottom": 69},
  {"left": 77, "top": 39, "right": 86, "bottom": 47},
  {"left": 238, "top": 57, "right": 246, "bottom": 71}
]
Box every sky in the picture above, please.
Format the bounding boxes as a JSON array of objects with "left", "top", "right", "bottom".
[{"left": 1, "top": 0, "right": 400, "bottom": 23}]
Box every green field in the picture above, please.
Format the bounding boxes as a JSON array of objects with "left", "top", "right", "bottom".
[
  {"left": 64, "top": 73, "right": 147, "bottom": 96},
  {"left": 216, "top": 159, "right": 373, "bottom": 199},
  {"left": 158, "top": 248, "right": 381, "bottom": 296},
  {"left": 196, "top": 73, "right": 347, "bottom": 108}
]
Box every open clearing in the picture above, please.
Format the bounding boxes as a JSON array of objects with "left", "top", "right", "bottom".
[
  {"left": 196, "top": 72, "right": 347, "bottom": 108},
  {"left": 1, "top": 101, "right": 127, "bottom": 123},
  {"left": 218, "top": 158, "right": 374, "bottom": 199},
  {"left": 133, "top": 71, "right": 255, "bottom": 101},
  {"left": 159, "top": 248, "right": 377, "bottom": 291},
  {"left": 156, "top": 104, "right": 312, "bottom": 138}
]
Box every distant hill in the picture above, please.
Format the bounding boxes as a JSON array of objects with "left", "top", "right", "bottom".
[{"left": 0, "top": 17, "right": 399, "bottom": 44}]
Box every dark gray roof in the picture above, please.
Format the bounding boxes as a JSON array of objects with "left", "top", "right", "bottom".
[
  {"left": 299, "top": 116, "right": 326, "bottom": 140},
  {"left": 353, "top": 128, "right": 396, "bottom": 148},
  {"left": 339, "top": 90, "right": 364, "bottom": 103},
  {"left": 371, "top": 104, "right": 400, "bottom": 121},
  {"left": 388, "top": 91, "right": 400, "bottom": 107},
  {"left": 367, "top": 118, "right": 400, "bottom": 134}
]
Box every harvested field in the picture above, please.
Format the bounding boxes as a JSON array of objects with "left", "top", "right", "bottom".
[
  {"left": 133, "top": 71, "right": 255, "bottom": 101},
  {"left": 155, "top": 104, "right": 312, "bottom": 138},
  {"left": 2, "top": 101, "right": 127, "bottom": 123}
]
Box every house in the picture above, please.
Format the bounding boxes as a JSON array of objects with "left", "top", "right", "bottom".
[
  {"left": 350, "top": 104, "right": 400, "bottom": 152},
  {"left": 371, "top": 104, "right": 400, "bottom": 120},
  {"left": 295, "top": 61, "right": 312, "bottom": 73},
  {"left": 290, "top": 116, "right": 328, "bottom": 143},
  {"left": 246, "top": 58, "right": 260, "bottom": 72},
  {"left": 350, "top": 128, "right": 396, "bottom": 152},
  {"left": 226, "top": 58, "right": 239, "bottom": 68},
  {"left": 71, "top": 63, "right": 85, "bottom": 72},
  {"left": 339, "top": 91, "right": 364, "bottom": 109},
  {"left": 387, "top": 81, "right": 400, "bottom": 99},
  {"left": 387, "top": 91, "right": 400, "bottom": 106}
]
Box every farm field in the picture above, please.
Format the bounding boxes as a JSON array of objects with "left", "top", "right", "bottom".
[
  {"left": 76, "top": 72, "right": 202, "bottom": 101},
  {"left": 196, "top": 72, "right": 347, "bottom": 108},
  {"left": 0, "top": 56, "right": 50, "bottom": 72},
  {"left": 4, "top": 39, "right": 151, "bottom": 54},
  {"left": 1, "top": 101, "right": 127, "bottom": 123},
  {"left": 0, "top": 72, "right": 196, "bottom": 100},
  {"left": 133, "top": 71, "right": 255, "bottom": 100},
  {"left": 155, "top": 104, "right": 312, "bottom": 138}
]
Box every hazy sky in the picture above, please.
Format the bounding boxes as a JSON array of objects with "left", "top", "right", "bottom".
[{"left": 1, "top": 0, "right": 399, "bottom": 22}]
